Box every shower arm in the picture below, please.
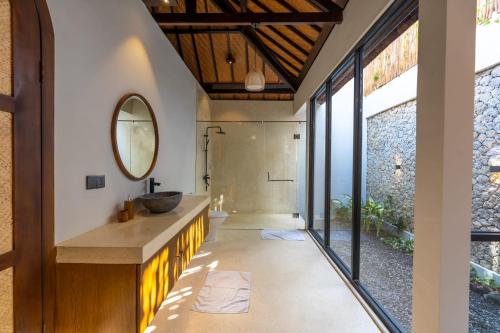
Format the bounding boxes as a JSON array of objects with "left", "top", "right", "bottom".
[{"left": 205, "top": 126, "right": 225, "bottom": 136}]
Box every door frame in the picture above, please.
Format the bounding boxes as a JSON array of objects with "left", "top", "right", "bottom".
[
  {"left": 35, "top": 0, "right": 55, "bottom": 331},
  {"left": 0, "top": 0, "right": 53, "bottom": 331}
]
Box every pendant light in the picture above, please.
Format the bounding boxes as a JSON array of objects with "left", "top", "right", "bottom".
[{"left": 245, "top": 42, "right": 265, "bottom": 92}]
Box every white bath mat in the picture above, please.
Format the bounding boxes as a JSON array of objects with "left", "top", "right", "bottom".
[
  {"left": 260, "top": 229, "right": 305, "bottom": 241},
  {"left": 192, "top": 271, "right": 251, "bottom": 314}
]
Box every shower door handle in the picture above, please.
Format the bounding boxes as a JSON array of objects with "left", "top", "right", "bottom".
[{"left": 267, "top": 172, "right": 294, "bottom": 182}]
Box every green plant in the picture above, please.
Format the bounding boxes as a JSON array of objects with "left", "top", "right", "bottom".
[
  {"left": 332, "top": 195, "right": 352, "bottom": 221},
  {"left": 470, "top": 268, "right": 500, "bottom": 292},
  {"left": 382, "top": 196, "right": 411, "bottom": 232},
  {"left": 381, "top": 237, "right": 414, "bottom": 255},
  {"left": 362, "top": 197, "right": 384, "bottom": 236},
  {"left": 383, "top": 195, "right": 397, "bottom": 224},
  {"left": 395, "top": 214, "right": 411, "bottom": 232}
]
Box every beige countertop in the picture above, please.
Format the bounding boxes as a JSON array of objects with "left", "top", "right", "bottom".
[{"left": 56, "top": 195, "right": 210, "bottom": 265}]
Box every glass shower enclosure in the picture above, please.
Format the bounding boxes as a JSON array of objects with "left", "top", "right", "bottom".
[{"left": 197, "top": 121, "right": 306, "bottom": 218}]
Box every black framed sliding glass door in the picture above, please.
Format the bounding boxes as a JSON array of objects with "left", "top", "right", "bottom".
[
  {"left": 328, "top": 59, "right": 355, "bottom": 273},
  {"left": 310, "top": 88, "right": 327, "bottom": 241},
  {"left": 307, "top": 1, "right": 418, "bottom": 332}
]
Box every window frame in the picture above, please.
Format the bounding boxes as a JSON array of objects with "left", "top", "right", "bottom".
[{"left": 307, "top": 1, "right": 419, "bottom": 332}]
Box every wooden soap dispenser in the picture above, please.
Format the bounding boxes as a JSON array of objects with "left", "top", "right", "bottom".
[{"left": 124, "top": 195, "right": 135, "bottom": 219}]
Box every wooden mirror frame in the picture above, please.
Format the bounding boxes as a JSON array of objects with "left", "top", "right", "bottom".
[{"left": 111, "top": 93, "right": 159, "bottom": 181}]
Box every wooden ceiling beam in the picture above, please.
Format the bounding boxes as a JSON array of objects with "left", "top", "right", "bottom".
[
  {"left": 185, "top": 0, "right": 196, "bottom": 13},
  {"left": 153, "top": 11, "right": 343, "bottom": 26},
  {"left": 162, "top": 27, "right": 307, "bottom": 71},
  {"left": 204, "top": 83, "right": 294, "bottom": 94},
  {"left": 241, "top": 26, "right": 298, "bottom": 89},
  {"left": 267, "top": 48, "right": 302, "bottom": 73},
  {"left": 266, "top": 26, "right": 309, "bottom": 56},
  {"left": 267, "top": 0, "right": 322, "bottom": 32},
  {"left": 210, "top": 0, "right": 299, "bottom": 90},
  {"left": 307, "top": 0, "right": 343, "bottom": 12},
  {"left": 227, "top": 0, "right": 314, "bottom": 53},
  {"left": 162, "top": 27, "right": 240, "bottom": 34},
  {"left": 245, "top": 0, "right": 318, "bottom": 44},
  {"left": 240, "top": 0, "right": 247, "bottom": 12},
  {"left": 297, "top": 22, "right": 334, "bottom": 84},
  {"left": 255, "top": 29, "right": 305, "bottom": 65}
]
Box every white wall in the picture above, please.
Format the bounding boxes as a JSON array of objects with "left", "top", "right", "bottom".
[
  {"left": 48, "top": 0, "right": 198, "bottom": 243},
  {"left": 210, "top": 100, "right": 304, "bottom": 122},
  {"left": 196, "top": 85, "right": 212, "bottom": 122},
  {"left": 195, "top": 87, "right": 212, "bottom": 195}
]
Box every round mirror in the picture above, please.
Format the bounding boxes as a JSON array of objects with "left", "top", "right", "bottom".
[{"left": 111, "top": 93, "right": 159, "bottom": 181}]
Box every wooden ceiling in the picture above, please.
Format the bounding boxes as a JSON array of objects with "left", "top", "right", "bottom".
[{"left": 145, "top": 0, "right": 347, "bottom": 100}]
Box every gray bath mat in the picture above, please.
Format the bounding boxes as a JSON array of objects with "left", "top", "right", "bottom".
[
  {"left": 192, "top": 271, "right": 251, "bottom": 314},
  {"left": 260, "top": 229, "right": 305, "bottom": 241}
]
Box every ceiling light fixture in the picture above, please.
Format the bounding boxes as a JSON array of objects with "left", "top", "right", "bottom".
[
  {"left": 225, "top": 32, "right": 235, "bottom": 65},
  {"left": 245, "top": 26, "right": 265, "bottom": 92},
  {"left": 245, "top": 46, "right": 265, "bottom": 92},
  {"left": 225, "top": 53, "right": 235, "bottom": 65}
]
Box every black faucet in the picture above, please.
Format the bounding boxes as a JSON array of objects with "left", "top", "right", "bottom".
[{"left": 149, "top": 177, "right": 161, "bottom": 194}]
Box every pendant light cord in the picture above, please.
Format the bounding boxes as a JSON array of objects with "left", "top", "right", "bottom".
[
  {"left": 254, "top": 45, "right": 257, "bottom": 71},
  {"left": 252, "top": 23, "right": 258, "bottom": 71}
]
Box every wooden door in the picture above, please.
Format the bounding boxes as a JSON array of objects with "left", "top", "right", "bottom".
[{"left": 0, "top": 0, "right": 44, "bottom": 331}]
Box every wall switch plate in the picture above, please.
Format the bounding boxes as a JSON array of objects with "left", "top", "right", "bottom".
[
  {"left": 292, "top": 213, "right": 300, "bottom": 218},
  {"left": 86, "top": 175, "right": 105, "bottom": 190},
  {"left": 293, "top": 134, "right": 300, "bottom": 140}
]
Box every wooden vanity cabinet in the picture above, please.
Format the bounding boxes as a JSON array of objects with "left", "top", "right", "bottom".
[{"left": 55, "top": 206, "right": 209, "bottom": 333}]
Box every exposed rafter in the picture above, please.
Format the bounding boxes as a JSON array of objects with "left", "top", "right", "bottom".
[
  {"left": 204, "top": 83, "right": 294, "bottom": 94},
  {"left": 239, "top": 0, "right": 317, "bottom": 47},
  {"left": 241, "top": 26, "right": 298, "bottom": 90},
  {"left": 307, "top": 0, "right": 343, "bottom": 12},
  {"left": 153, "top": 11, "right": 343, "bottom": 26},
  {"left": 211, "top": 0, "right": 300, "bottom": 90},
  {"left": 297, "top": 23, "right": 335, "bottom": 85},
  {"left": 150, "top": 0, "right": 346, "bottom": 100},
  {"left": 249, "top": 0, "right": 322, "bottom": 32},
  {"left": 255, "top": 29, "right": 305, "bottom": 65},
  {"left": 162, "top": 27, "right": 240, "bottom": 34},
  {"left": 185, "top": 0, "right": 196, "bottom": 13}
]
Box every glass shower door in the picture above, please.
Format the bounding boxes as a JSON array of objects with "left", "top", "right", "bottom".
[{"left": 209, "top": 121, "right": 304, "bottom": 215}]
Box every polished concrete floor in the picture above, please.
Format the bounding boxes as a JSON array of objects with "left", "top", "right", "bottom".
[
  {"left": 218, "top": 213, "right": 306, "bottom": 230},
  {"left": 148, "top": 215, "right": 382, "bottom": 333}
]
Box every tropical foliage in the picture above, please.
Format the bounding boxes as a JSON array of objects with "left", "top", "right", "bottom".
[
  {"left": 381, "top": 237, "right": 414, "bottom": 255},
  {"left": 332, "top": 195, "right": 412, "bottom": 236},
  {"left": 362, "top": 197, "right": 385, "bottom": 236}
]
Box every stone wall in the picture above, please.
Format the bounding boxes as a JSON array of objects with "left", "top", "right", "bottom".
[
  {"left": 366, "top": 63, "right": 500, "bottom": 272},
  {"left": 471, "top": 64, "right": 500, "bottom": 272},
  {"left": 366, "top": 100, "right": 417, "bottom": 230}
]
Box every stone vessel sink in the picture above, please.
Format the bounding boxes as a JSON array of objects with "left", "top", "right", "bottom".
[{"left": 140, "top": 191, "right": 183, "bottom": 214}]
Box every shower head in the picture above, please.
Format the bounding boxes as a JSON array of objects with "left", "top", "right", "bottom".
[{"left": 205, "top": 126, "right": 226, "bottom": 136}]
